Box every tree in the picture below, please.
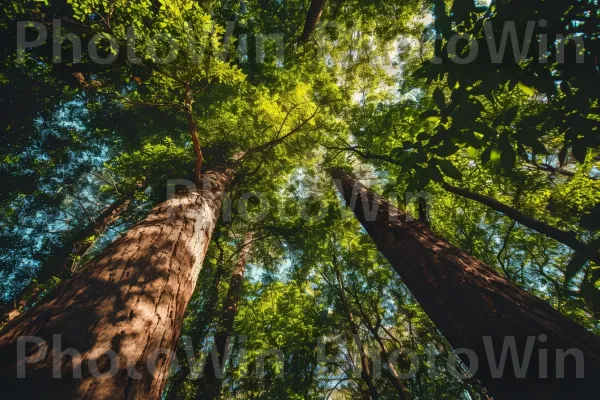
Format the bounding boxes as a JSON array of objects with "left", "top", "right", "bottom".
[
  {"left": 329, "top": 167, "right": 600, "bottom": 400},
  {"left": 0, "top": 167, "right": 233, "bottom": 398},
  {"left": 3, "top": 0, "right": 600, "bottom": 399},
  {"left": 298, "top": 0, "right": 327, "bottom": 43}
]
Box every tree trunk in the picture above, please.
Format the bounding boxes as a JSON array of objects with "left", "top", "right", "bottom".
[
  {"left": 195, "top": 231, "right": 254, "bottom": 400},
  {"left": 299, "top": 0, "right": 327, "bottom": 43},
  {"left": 1, "top": 196, "right": 131, "bottom": 324},
  {"left": 334, "top": 267, "right": 379, "bottom": 400},
  {"left": 0, "top": 168, "right": 233, "bottom": 400},
  {"left": 329, "top": 167, "right": 600, "bottom": 400}
]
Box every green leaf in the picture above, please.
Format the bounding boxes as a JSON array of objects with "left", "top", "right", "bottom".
[
  {"left": 490, "top": 148, "right": 502, "bottom": 164},
  {"left": 416, "top": 168, "right": 431, "bottom": 187},
  {"left": 515, "top": 130, "right": 548, "bottom": 154},
  {"left": 462, "top": 130, "right": 483, "bottom": 149},
  {"left": 420, "top": 110, "right": 440, "bottom": 121},
  {"left": 401, "top": 152, "right": 420, "bottom": 173},
  {"left": 433, "top": 88, "right": 445, "bottom": 110},
  {"left": 416, "top": 131, "right": 431, "bottom": 141},
  {"left": 432, "top": 140, "right": 459, "bottom": 157},
  {"left": 529, "top": 140, "right": 548, "bottom": 155},
  {"left": 428, "top": 163, "right": 444, "bottom": 182},
  {"left": 469, "top": 121, "right": 496, "bottom": 138},
  {"left": 558, "top": 145, "right": 569, "bottom": 166},
  {"left": 517, "top": 115, "right": 545, "bottom": 129},
  {"left": 518, "top": 82, "right": 536, "bottom": 96},
  {"left": 500, "top": 144, "right": 516, "bottom": 172},
  {"left": 437, "top": 159, "right": 462, "bottom": 181},
  {"left": 402, "top": 141, "right": 415, "bottom": 150},
  {"left": 481, "top": 145, "right": 492, "bottom": 164}
]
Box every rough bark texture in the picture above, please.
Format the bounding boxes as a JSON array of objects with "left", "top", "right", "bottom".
[
  {"left": 330, "top": 168, "right": 600, "bottom": 400},
  {"left": 299, "top": 0, "right": 327, "bottom": 43},
  {"left": 195, "top": 231, "right": 254, "bottom": 400},
  {"left": 1, "top": 196, "right": 131, "bottom": 324},
  {"left": 1, "top": 283, "right": 43, "bottom": 326},
  {"left": 335, "top": 268, "right": 379, "bottom": 400},
  {"left": 0, "top": 168, "right": 233, "bottom": 400}
]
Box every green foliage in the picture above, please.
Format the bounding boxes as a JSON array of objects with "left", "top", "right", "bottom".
[{"left": 3, "top": 1, "right": 600, "bottom": 398}]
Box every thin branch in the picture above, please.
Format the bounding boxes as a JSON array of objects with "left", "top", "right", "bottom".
[
  {"left": 244, "top": 103, "right": 321, "bottom": 158},
  {"left": 497, "top": 220, "right": 517, "bottom": 280}
]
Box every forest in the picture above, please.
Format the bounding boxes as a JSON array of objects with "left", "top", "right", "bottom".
[{"left": 0, "top": 0, "right": 599, "bottom": 399}]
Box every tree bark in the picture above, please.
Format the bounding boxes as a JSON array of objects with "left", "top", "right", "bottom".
[
  {"left": 195, "top": 231, "right": 254, "bottom": 400},
  {"left": 329, "top": 167, "right": 600, "bottom": 400},
  {"left": 334, "top": 267, "right": 379, "bottom": 400},
  {"left": 0, "top": 168, "right": 233, "bottom": 400},
  {"left": 1, "top": 196, "right": 131, "bottom": 324},
  {"left": 298, "top": 0, "right": 327, "bottom": 43},
  {"left": 1, "top": 283, "right": 43, "bottom": 326}
]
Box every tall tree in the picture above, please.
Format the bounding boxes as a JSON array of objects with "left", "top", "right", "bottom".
[
  {"left": 329, "top": 167, "right": 600, "bottom": 400},
  {"left": 0, "top": 168, "right": 233, "bottom": 398}
]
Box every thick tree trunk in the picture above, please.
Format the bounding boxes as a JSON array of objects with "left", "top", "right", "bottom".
[
  {"left": 334, "top": 268, "right": 379, "bottom": 400},
  {"left": 195, "top": 231, "right": 254, "bottom": 400},
  {"left": 329, "top": 167, "right": 600, "bottom": 400},
  {"left": 1, "top": 283, "right": 43, "bottom": 326},
  {"left": 1, "top": 196, "right": 131, "bottom": 324},
  {"left": 0, "top": 168, "right": 233, "bottom": 400},
  {"left": 299, "top": 0, "right": 327, "bottom": 43}
]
